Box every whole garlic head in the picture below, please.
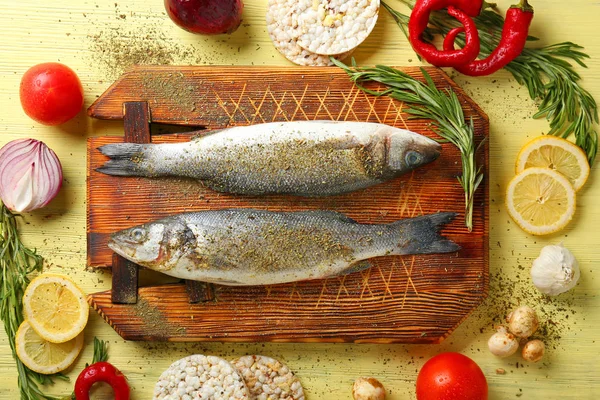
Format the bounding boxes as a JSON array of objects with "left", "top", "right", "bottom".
[
  {"left": 488, "top": 326, "right": 519, "bottom": 358},
  {"left": 531, "top": 244, "right": 580, "bottom": 296}
]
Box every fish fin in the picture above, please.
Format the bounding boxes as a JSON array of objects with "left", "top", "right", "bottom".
[
  {"left": 202, "top": 277, "right": 244, "bottom": 285},
  {"left": 96, "top": 143, "right": 147, "bottom": 176},
  {"left": 98, "top": 143, "right": 145, "bottom": 158},
  {"left": 337, "top": 260, "right": 373, "bottom": 276},
  {"left": 297, "top": 210, "right": 359, "bottom": 224},
  {"left": 391, "top": 212, "right": 461, "bottom": 255}
]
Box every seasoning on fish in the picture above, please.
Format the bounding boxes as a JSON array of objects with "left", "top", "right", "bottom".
[
  {"left": 97, "top": 121, "right": 441, "bottom": 197},
  {"left": 108, "top": 209, "right": 460, "bottom": 286}
]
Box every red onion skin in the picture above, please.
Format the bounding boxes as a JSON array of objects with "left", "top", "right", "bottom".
[
  {"left": 0, "top": 139, "right": 63, "bottom": 212},
  {"left": 164, "top": 0, "right": 244, "bottom": 35}
]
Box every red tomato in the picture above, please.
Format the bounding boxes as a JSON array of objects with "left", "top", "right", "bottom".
[
  {"left": 416, "top": 352, "right": 488, "bottom": 400},
  {"left": 19, "top": 62, "right": 84, "bottom": 125}
]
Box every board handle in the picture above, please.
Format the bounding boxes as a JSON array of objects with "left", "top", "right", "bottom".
[
  {"left": 110, "top": 101, "right": 214, "bottom": 304},
  {"left": 186, "top": 281, "right": 216, "bottom": 303},
  {"left": 111, "top": 253, "right": 139, "bottom": 304}
]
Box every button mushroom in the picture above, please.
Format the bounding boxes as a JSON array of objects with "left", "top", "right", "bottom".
[
  {"left": 488, "top": 326, "right": 519, "bottom": 358},
  {"left": 522, "top": 339, "right": 545, "bottom": 363},
  {"left": 507, "top": 306, "right": 539, "bottom": 338},
  {"left": 352, "top": 377, "right": 386, "bottom": 400}
]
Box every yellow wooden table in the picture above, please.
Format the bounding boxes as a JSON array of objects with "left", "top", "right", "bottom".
[{"left": 0, "top": 0, "right": 598, "bottom": 398}]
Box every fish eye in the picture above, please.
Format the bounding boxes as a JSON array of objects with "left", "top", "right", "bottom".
[
  {"left": 405, "top": 150, "right": 423, "bottom": 166},
  {"left": 130, "top": 228, "right": 147, "bottom": 242}
]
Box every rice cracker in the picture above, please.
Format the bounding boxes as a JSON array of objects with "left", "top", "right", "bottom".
[
  {"left": 232, "top": 355, "right": 305, "bottom": 400},
  {"left": 154, "top": 355, "right": 250, "bottom": 399},
  {"left": 296, "top": 0, "right": 380, "bottom": 55},
  {"left": 266, "top": 0, "right": 352, "bottom": 66}
]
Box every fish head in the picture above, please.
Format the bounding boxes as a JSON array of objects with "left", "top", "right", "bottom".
[
  {"left": 108, "top": 218, "right": 195, "bottom": 271},
  {"left": 385, "top": 128, "right": 442, "bottom": 172}
]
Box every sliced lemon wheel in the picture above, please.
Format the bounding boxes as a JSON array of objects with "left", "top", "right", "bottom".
[
  {"left": 15, "top": 320, "right": 84, "bottom": 374},
  {"left": 23, "top": 274, "right": 89, "bottom": 343},
  {"left": 506, "top": 167, "right": 576, "bottom": 235},
  {"left": 516, "top": 136, "right": 590, "bottom": 191}
]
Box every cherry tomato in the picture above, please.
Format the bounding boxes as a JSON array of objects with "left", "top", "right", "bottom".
[
  {"left": 416, "top": 352, "right": 488, "bottom": 400},
  {"left": 19, "top": 62, "right": 84, "bottom": 125}
]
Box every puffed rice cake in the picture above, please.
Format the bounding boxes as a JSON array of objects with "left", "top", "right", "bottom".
[
  {"left": 231, "top": 355, "right": 305, "bottom": 400},
  {"left": 154, "top": 355, "right": 250, "bottom": 400},
  {"left": 295, "top": 0, "right": 380, "bottom": 55},
  {"left": 266, "top": 0, "right": 352, "bottom": 66}
]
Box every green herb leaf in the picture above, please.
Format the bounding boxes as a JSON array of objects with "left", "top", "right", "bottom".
[
  {"left": 91, "top": 337, "right": 109, "bottom": 365},
  {"left": 332, "top": 59, "right": 483, "bottom": 231}
]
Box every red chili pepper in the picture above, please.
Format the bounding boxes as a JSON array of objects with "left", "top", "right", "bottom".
[
  {"left": 408, "top": 0, "right": 484, "bottom": 68},
  {"left": 411, "top": 0, "right": 486, "bottom": 34},
  {"left": 74, "top": 362, "right": 130, "bottom": 400},
  {"left": 443, "top": 0, "right": 534, "bottom": 76}
]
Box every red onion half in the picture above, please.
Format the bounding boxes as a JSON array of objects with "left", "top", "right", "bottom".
[{"left": 0, "top": 139, "right": 63, "bottom": 212}]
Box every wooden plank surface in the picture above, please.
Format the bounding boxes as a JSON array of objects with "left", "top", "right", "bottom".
[
  {"left": 86, "top": 65, "right": 489, "bottom": 343},
  {"left": 0, "top": 0, "right": 599, "bottom": 398},
  {"left": 87, "top": 65, "right": 485, "bottom": 127},
  {"left": 90, "top": 278, "right": 486, "bottom": 343}
]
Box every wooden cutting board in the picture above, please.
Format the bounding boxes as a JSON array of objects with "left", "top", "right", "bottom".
[{"left": 87, "top": 65, "right": 489, "bottom": 343}]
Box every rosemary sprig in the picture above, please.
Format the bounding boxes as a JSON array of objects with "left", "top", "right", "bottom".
[
  {"left": 0, "top": 203, "right": 66, "bottom": 400},
  {"left": 1, "top": 202, "right": 109, "bottom": 399},
  {"left": 332, "top": 59, "right": 484, "bottom": 231},
  {"left": 383, "top": 0, "right": 599, "bottom": 164},
  {"left": 90, "top": 337, "right": 109, "bottom": 365}
]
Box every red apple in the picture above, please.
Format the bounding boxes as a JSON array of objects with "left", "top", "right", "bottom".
[{"left": 164, "top": 0, "right": 244, "bottom": 35}]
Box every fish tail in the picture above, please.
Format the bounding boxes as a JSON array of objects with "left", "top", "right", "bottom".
[
  {"left": 391, "top": 212, "right": 460, "bottom": 255},
  {"left": 96, "top": 143, "right": 149, "bottom": 176}
]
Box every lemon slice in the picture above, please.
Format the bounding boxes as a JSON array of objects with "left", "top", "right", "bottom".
[
  {"left": 516, "top": 136, "right": 590, "bottom": 191},
  {"left": 15, "top": 320, "right": 84, "bottom": 374},
  {"left": 506, "top": 167, "right": 576, "bottom": 235},
  {"left": 23, "top": 274, "right": 89, "bottom": 343}
]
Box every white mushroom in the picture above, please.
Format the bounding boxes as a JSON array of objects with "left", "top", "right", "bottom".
[
  {"left": 352, "top": 377, "right": 386, "bottom": 400},
  {"left": 522, "top": 340, "right": 545, "bottom": 363},
  {"left": 488, "top": 326, "right": 519, "bottom": 358},
  {"left": 507, "top": 306, "right": 539, "bottom": 338}
]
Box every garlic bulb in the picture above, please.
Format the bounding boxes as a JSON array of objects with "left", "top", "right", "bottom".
[
  {"left": 0, "top": 139, "right": 63, "bottom": 212},
  {"left": 531, "top": 244, "right": 580, "bottom": 296}
]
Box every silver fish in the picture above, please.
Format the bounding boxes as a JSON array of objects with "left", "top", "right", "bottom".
[
  {"left": 97, "top": 121, "right": 441, "bottom": 197},
  {"left": 108, "top": 209, "right": 459, "bottom": 286}
]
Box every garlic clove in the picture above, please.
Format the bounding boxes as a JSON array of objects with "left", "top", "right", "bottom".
[{"left": 531, "top": 244, "right": 580, "bottom": 296}]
